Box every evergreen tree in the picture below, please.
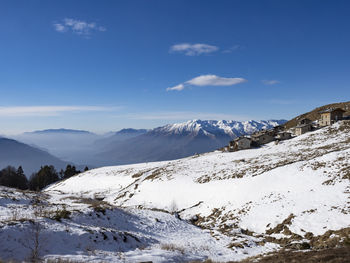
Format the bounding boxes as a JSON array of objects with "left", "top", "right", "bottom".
[
  {"left": 0, "top": 165, "right": 28, "bottom": 190},
  {"left": 59, "top": 169, "right": 64, "bottom": 180},
  {"left": 63, "top": 165, "right": 79, "bottom": 179},
  {"left": 15, "top": 166, "right": 28, "bottom": 190},
  {"left": 28, "top": 165, "right": 59, "bottom": 191}
]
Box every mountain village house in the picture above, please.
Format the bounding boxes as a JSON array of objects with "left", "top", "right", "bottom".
[
  {"left": 251, "top": 131, "right": 275, "bottom": 145},
  {"left": 319, "top": 108, "right": 346, "bottom": 127},
  {"left": 275, "top": 131, "right": 292, "bottom": 140},
  {"left": 294, "top": 118, "right": 313, "bottom": 136},
  {"left": 228, "top": 137, "right": 251, "bottom": 151},
  {"left": 224, "top": 107, "right": 348, "bottom": 153}
]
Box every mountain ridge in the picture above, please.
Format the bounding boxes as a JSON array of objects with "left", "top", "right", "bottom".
[
  {"left": 95, "top": 119, "right": 286, "bottom": 166},
  {"left": 25, "top": 128, "right": 95, "bottom": 135},
  {"left": 0, "top": 137, "right": 68, "bottom": 176}
]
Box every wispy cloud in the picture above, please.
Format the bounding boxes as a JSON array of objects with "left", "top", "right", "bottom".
[
  {"left": 0, "top": 106, "right": 119, "bottom": 117},
  {"left": 222, "top": 45, "right": 241, "bottom": 53},
  {"left": 53, "top": 18, "right": 106, "bottom": 36},
  {"left": 166, "top": 84, "right": 185, "bottom": 91},
  {"left": 187, "top": 75, "right": 246, "bottom": 86},
  {"left": 124, "top": 111, "right": 251, "bottom": 121},
  {"left": 169, "top": 43, "right": 219, "bottom": 56},
  {"left": 167, "top": 74, "right": 246, "bottom": 91},
  {"left": 262, "top": 79, "right": 280, "bottom": 85}
]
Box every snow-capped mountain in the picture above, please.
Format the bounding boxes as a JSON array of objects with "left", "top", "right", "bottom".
[
  {"left": 150, "top": 119, "right": 285, "bottom": 137},
  {"left": 95, "top": 119, "right": 286, "bottom": 166},
  {"left": 1, "top": 121, "right": 349, "bottom": 262}
]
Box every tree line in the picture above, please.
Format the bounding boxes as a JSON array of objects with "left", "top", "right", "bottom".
[{"left": 0, "top": 165, "right": 88, "bottom": 191}]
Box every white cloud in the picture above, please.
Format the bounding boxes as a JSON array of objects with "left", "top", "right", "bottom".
[
  {"left": 53, "top": 18, "right": 106, "bottom": 35},
  {"left": 187, "top": 75, "right": 246, "bottom": 86},
  {"left": 0, "top": 106, "right": 119, "bottom": 117},
  {"left": 262, "top": 80, "right": 280, "bottom": 85},
  {"left": 170, "top": 43, "right": 219, "bottom": 56},
  {"left": 167, "top": 74, "right": 246, "bottom": 91},
  {"left": 53, "top": 23, "right": 66, "bottom": 32},
  {"left": 166, "top": 84, "right": 185, "bottom": 91}
]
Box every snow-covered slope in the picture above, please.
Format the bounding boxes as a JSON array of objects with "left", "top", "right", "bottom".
[
  {"left": 50, "top": 121, "right": 350, "bottom": 236},
  {"left": 1, "top": 121, "right": 349, "bottom": 262},
  {"left": 1, "top": 186, "right": 248, "bottom": 262}
]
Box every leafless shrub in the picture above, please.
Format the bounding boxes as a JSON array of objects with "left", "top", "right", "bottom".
[
  {"left": 24, "top": 220, "right": 45, "bottom": 263},
  {"left": 160, "top": 243, "right": 185, "bottom": 254}
]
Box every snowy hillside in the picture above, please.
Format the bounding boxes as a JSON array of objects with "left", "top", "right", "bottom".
[{"left": 1, "top": 121, "right": 349, "bottom": 262}]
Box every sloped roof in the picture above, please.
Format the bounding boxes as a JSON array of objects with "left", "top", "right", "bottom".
[
  {"left": 319, "top": 108, "right": 345, "bottom": 114},
  {"left": 234, "top": 136, "right": 251, "bottom": 142}
]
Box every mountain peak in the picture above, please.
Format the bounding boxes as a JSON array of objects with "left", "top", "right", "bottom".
[{"left": 153, "top": 119, "right": 286, "bottom": 138}]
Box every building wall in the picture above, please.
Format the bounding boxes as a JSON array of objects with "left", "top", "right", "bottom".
[
  {"left": 295, "top": 128, "right": 302, "bottom": 136},
  {"left": 320, "top": 113, "right": 331, "bottom": 126},
  {"left": 320, "top": 111, "right": 344, "bottom": 126},
  {"left": 255, "top": 134, "right": 274, "bottom": 144},
  {"left": 277, "top": 132, "right": 292, "bottom": 140},
  {"left": 295, "top": 125, "right": 312, "bottom": 136},
  {"left": 237, "top": 138, "right": 251, "bottom": 149},
  {"left": 331, "top": 111, "right": 343, "bottom": 121}
]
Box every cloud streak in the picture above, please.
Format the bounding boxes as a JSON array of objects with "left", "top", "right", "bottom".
[
  {"left": 0, "top": 106, "right": 119, "bottom": 117},
  {"left": 262, "top": 80, "right": 280, "bottom": 85},
  {"left": 222, "top": 45, "right": 241, "bottom": 53},
  {"left": 167, "top": 74, "right": 246, "bottom": 91},
  {"left": 53, "top": 18, "right": 106, "bottom": 35},
  {"left": 169, "top": 43, "right": 219, "bottom": 56}
]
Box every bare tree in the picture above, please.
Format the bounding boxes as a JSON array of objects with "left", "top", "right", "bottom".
[
  {"left": 24, "top": 198, "right": 47, "bottom": 262},
  {"left": 27, "top": 220, "right": 44, "bottom": 262}
]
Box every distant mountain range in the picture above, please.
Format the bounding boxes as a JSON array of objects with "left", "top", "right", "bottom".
[
  {"left": 0, "top": 137, "right": 68, "bottom": 177},
  {"left": 27, "top": 128, "right": 95, "bottom": 135},
  {"left": 95, "top": 119, "right": 286, "bottom": 166},
  {"left": 13, "top": 129, "right": 100, "bottom": 165},
  {"left": 5, "top": 119, "right": 285, "bottom": 169},
  {"left": 93, "top": 128, "right": 148, "bottom": 149}
]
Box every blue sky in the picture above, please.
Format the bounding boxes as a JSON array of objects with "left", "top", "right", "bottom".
[{"left": 1, "top": 0, "right": 350, "bottom": 134}]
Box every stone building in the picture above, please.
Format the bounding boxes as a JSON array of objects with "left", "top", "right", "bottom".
[
  {"left": 251, "top": 132, "right": 274, "bottom": 145},
  {"left": 295, "top": 124, "right": 312, "bottom": 136},
  {"left": 275, "top": 131, "right": 292, "bottom": 140},
  {"left": 319, "top": 108, "right": 345, "bottom": 127},
  {"left": 294, "top": 117, "right": 313, "bottom": 136},
  {"left": 228, "top": 137, "right": 251, "bottom": 151}
]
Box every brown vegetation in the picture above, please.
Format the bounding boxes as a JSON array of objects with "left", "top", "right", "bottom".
[{"left": 241, "top": 246, "right": 350, "bottom": 263}]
